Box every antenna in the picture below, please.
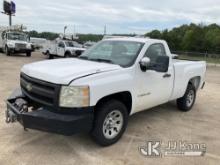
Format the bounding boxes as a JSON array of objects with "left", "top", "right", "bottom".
[{"left": 104, "top": 25, "right": 107, "bottom": 35}]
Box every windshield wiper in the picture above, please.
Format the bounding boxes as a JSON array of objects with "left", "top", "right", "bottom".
[
  {"left": 79, "top": 56, "right": 113, "bottom": 64},
  {"left": 89, "top": 58, "right": 113, "bottom": 64}
]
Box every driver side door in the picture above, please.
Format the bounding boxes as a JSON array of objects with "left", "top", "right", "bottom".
[
  {"left": 135, "top": 43, "right": 174, "bottom": 112},
  {"left": 57, "top": 41, "right": 65, "bottom": 56}
]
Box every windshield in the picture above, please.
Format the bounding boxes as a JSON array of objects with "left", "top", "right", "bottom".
[
  {"left": 7, "top": 33, "right": 28, "bottom": 41},
  {"left": 80, "top": 40, "right": 144, "bottom": 67},
  {"left": 65, "top": 41, "right": 74, "bottom": 47},
  {"left": 65, "top": 41, "right": 82, "bottom": 48}
]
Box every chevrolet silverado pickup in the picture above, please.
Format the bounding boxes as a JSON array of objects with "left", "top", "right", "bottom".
[{"left": 5, "top": 37, "right": 206, "bottom": 146}]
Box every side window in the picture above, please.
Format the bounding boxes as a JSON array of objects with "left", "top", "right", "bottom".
[
  {"left": 144, "top": 44, "right": 166, "bottom": 63},
  {"left": 58, "top": 42, "right": 65, "bottom": 48}
]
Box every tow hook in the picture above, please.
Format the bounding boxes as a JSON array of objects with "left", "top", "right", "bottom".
[
  {"left": 6, "top": 98, "right": 28, "bottom": 124},
  {"left": 5, "top": 110, "right": 17, "bottom": 123}
]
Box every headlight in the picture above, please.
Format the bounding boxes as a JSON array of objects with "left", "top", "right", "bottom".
[
  {"left": 59, "top": 86, "right": 90, "bottom": 108},
  {"left": 8, "top": 43, "right": 14, "bottom": 48},
  {"left": 26, "top": 44, "right": 31, "bottom": 49}
]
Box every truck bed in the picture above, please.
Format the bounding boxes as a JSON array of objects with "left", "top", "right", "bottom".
[{"left": 170, "top": 59, "right": 206, "bottom": 100}]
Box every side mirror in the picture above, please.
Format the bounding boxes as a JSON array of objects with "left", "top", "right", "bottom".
[
  {"left": 152, "top": 56, "right": 169, "bottom": 72},
  {"left": 172, "top": 54, "right": 178, "bottom": 59},
  {"left": 139, "top": 57, "right": 151, "bottom": 72},
  {"left": 139, "top": 56, "right": 169, "bottom": 73}
]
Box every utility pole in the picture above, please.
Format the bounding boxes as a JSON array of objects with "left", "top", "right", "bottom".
[
  {"left": 64, "top": 26, "right": 67, "bottom": 37},
  {"left": 104, "top": 25, "right": 107, "bottom": 35},
  {"left": 73, "top": 25, "right": 76, "bottom": 36},
  {"left": 9, "top": 13, "right": 12, "bottom": 26}
]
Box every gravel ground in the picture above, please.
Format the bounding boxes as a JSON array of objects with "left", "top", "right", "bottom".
[{"left": 0, "top": 52, "right": 220, "bottom": 165}]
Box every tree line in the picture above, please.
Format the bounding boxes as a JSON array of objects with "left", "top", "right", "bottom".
[
  {"left": 28, "top": 30, "right": 103, "bottom": 43},
  {"left": 28, "top": 23, "right": 220, "bottom": 53},
  {"left": 145, "top": 23, "right": 220, "bottom": 53}
]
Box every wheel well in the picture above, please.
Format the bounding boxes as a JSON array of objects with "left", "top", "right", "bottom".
[
  {"left": 65, "top": 51, "right": 71, "bottom": 55},
  {"left": 95, "top": 92, "right": 132, "bottom": 115},
  {"left": 189, "top": 76, "right": 201, "bottom": 90}
]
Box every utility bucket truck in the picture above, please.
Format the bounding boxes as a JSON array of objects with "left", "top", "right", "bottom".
[
  {"left": 0, "top": 25, "right": 33, "bottom": 57},
  {"left": 42, "top": 35, "right": 86, "bottom": 59}
]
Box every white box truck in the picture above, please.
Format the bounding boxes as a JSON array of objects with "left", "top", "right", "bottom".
[{"left": 0, "top": 25, "right": 33, "bottom": 57}]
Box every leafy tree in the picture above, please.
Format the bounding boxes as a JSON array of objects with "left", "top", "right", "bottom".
[{"left": 145, "top": 23, "right": 220, "bottom": 53}]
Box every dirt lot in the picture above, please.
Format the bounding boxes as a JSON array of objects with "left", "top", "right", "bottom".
[{"left": 0, "top": 52, "right": 220, "bottom": 165}]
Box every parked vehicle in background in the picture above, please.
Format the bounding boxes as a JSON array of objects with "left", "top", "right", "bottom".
[
  {"left": 5, "top": 37, "right": 206, "bottom": 146},
  {"left": 30, "top": 37, "right": 47, "bottom": 50},
  {"left": 0, "top": 25, "right": 33, "bottom": 57},
  {"left": 83, "top": 41, "right": 96, "bottom": 49},
  {"left": 42, "top": 39, "right": 86, "bottom": 59}
]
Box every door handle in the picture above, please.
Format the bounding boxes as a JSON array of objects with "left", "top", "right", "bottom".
[{"left": 163, "top": 73, "right": 171, "bottom": 78}]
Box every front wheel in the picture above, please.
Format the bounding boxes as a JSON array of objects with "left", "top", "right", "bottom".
[
  {"left": 5, "top": 46, "right": 10, "bottom": 56},
  {"left": 64, "top": 52, "right": 72, "bottom": 58},
  {"left": 91, "top": 100, "right": 128, "bottom": 146},
  {"left": 177, "top": 83, "right": 196, "bottom": 112}
]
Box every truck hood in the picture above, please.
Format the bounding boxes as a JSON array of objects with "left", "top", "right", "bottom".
[
  {"left": 66, "top": 47, "right": 86, "bottom": 51},
  {"left": 21, "top": 58, "right": 121, "bottom": 85}
]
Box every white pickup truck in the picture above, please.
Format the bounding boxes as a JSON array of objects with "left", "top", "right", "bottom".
[
  {"left": 42, "top": 39, "right": 86, "bottom": 59},
  {"left": 6, "top": 37, "right": 206, "bottom": 146}
]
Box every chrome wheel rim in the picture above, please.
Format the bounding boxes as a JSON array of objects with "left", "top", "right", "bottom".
[
  {"left": 186, "top": 90, "right": 195, "bottom": 107},
  {"left": 103, "top": 110, "right": 123, "bottom": 139}
]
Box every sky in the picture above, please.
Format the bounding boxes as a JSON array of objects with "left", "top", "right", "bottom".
[{"left": 0, "top": 0, "right": 220, "bottom": 34}]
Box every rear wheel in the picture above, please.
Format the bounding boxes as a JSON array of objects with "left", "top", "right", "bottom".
[
  {"left": 91, "top": 100, "right": 128, "bottom": 146},
  {"left": 177, "top": 83, "right": 196, "bottom": 112},
  {"left": 26, "top": 52, "right": 31, "bottom": 57},
  {"left": 49, "top": 54, "right": 54, "bottom": 59}
]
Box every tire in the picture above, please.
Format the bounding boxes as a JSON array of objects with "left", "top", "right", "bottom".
[
  {"left": 5, "top": 46, "right": 10, "bottom": 56},
  {"left": 177, "top": 83, "right": 196, "bottom": 112},
  {"left": 64, "top": 52, "right": 72, "bottom": 58},
  {"left": 26, "top": 52, "right": 31, "bottom": 57},
  {"left": 91, "top": 100, "right": 128, "bottom": 146},
  {"left": 45, "top": 51, "right": 52, "bottom": 59},
  {"left": 75, "top": 50, "right": 82, "bottom": 57},
  {"left": 49, "top": 54, "right": 54, "bottom": 59}
]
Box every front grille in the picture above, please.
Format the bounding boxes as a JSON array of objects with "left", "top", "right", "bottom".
[
  {"left": 20, "top": 73, "right": 60, "bottom": 107},
  {"left": 15, "top": 43, "right": 26, "bottom": 49}
]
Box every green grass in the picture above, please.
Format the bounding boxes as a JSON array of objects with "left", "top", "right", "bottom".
[{"left": 178, "top": 55, "right": 220, "bottom": 64}]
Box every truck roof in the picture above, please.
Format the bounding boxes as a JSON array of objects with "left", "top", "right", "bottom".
[{"left": 103, "top": 37, "right": 166, "bottom": 44}]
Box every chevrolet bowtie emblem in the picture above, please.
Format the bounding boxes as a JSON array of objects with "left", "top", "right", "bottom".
[{"left": 26, "top": 83, "right": 32, "bottom": 91}]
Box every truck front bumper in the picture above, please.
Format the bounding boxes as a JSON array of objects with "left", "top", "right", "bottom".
[
  {"left": 8, "top": 48, "right": 32, "bottom": 53},
  {"left": 5, "top": 89, "right": 94, "bottom": 136}
]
